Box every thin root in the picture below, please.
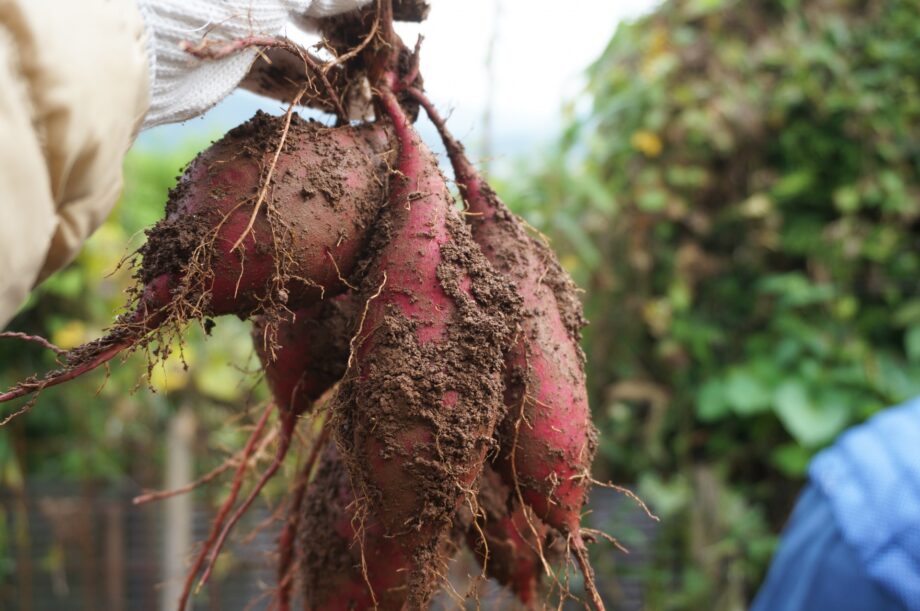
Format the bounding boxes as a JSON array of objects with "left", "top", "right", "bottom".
[
  {"left": 132, "top": 427, "right": 279, "bottom": 506},
  {"left": 0, "top": 331, "right": 66, "bottom": 356},
  {"left": 230, "top": 88, "right": 306, "bottom": 253},
  {"left": 571, "top": 535, "right": 604, "bottom": 611},
  {"left": 177, "top": 402, "right": 274, "bottom": 610},
  {"left": 197, "top": 411, "right": 298, "bottom": 590},
  {"left": 590, "top": 478, "right": 659, "bottom": 522}
]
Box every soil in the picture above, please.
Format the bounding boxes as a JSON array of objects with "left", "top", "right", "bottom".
[
  {"left": 331, "top": 126, "right": 522, "bottom": 608},
  {"left": 300, "top": 441, "right": 473, "bottom": 610},
  {"left": 298, "top": 445, "right": 352, "bottom": 608},
  {"left": 137, "top": 111, "right": 394, "bottom": 319},
  {"left": 299, "top": 444, "right": 412, "bottom": 611}
]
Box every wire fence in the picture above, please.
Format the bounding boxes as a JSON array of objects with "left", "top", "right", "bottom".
[
  {"left": 0, "top": 480, "right": 275, "bottom": 611},
  {"left": 0, "top": 482, "right": 655, "bottom": 610}
]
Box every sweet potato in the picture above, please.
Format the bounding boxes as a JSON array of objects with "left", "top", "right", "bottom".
[
  {"left": 332, "top": 81, "right": 519, "bottom": 609},
  {"left": 469, "top": 466, "right": 561, "bottom": 607},
  {"left": 300, "top": 444, "right": 411, "bottom": 611},
  {"left": 410, "top": 89, "right": 601, "bottom": 604},
  {"left": 0, "top": 112, "right": 394, "bottom": 606},
  {"left": 185, "top": 294, "right": 362, "bottom": 610},
  {"left": 0, "top": 112, "right": 392, "bottom": 406},
  {"left": 251, "top": 295, "right": 355, "bottom": 416},
  {"left": 139, "top": 110, "right": 391, "bottom": 317}
]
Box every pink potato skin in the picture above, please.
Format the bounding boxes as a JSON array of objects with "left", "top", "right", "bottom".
[
  {"left": 353, "top": 88, "right": 482, "bottom": 538},
  {"left": 251, "top": 295, "right": 354, "bottom": 416},
  {"left": 421, "top": 97, "right": 596, "bottom": 537},
  {"left": 469, "top": 466, "right": 556, "bottom": 607},
  {"left": 141, "top": 113, "right": 393, "bottom": 318},
  {"left": 300, "top": 445, "right": 411, "bottom": 611},
  {"left": 333, "top": 81, "right": 517, "bottom": 609}
]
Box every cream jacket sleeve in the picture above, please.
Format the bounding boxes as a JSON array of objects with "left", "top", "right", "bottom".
[
  {"left": 0, "top": 0, "right": 149, "bottom": 327},
  {"left": 0, "top": 0, "right": 374, "bottom": 329}
]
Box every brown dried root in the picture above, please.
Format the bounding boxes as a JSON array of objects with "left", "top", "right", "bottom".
[
  {"left": 571, "top": 534, "right": 604, "bottom": 611},
  {"left": 177, "top": 401, "right": 274, "bottom": 611},
  {"left": 131, "top": 426, "right": 279, "bottom": 506},
  {"left": 0, "top": 331, "right": 66, "bottom": 356},
  {"left": 230, "top": 87, "right": 306, "bottom": 253},
  {"left": 0, "top": 303, "right": 169, "bottom": 412},
  {"left": 590, "top": 478, "right": 659, "bottom": 523},
  {"left": 196, "top": 409, "right": 300, "bottom": 590}
]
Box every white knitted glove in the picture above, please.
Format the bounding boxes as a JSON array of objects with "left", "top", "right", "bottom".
[{"left": 135, "top": 0, "right": 372, "bottom": 129}]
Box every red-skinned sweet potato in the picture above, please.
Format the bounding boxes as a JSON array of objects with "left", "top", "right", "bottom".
[
  {"left": 409, "top": 89, "right": 601, "bottom": 603},
  {"left": 0, "top": 112, "right": 392, "bottom": 406},
  {"left": 180, "top": 297, "right": 360, "bottom": 609},
  {"left": 139, "top": 111, "right": 391, "bottom": 317},
  {"left": 300, "top": 444, "right": 412, "bottom": 611},
  {"left": 251, "top": 295, "right": 355, "bottom": 416},
  {"left": 469, "top": 466, "right": 561, "bottom": 608},
  {"left": 332, "top": 80, "right": 519, "bottom": 609}
]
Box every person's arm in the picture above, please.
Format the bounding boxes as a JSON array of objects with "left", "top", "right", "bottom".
[
  {"left": 135, "top": 0, "right": 372, "bottom": 128},
  {"left": 0, "top": 0, "right": 149, "bottom": 326},
  {"left": 0, "top": 0, "right": 372, "bottom": 329}
]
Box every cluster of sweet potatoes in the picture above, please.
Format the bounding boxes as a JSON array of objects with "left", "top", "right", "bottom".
[{"left": 0, "top": 6, "right": 608, "bottom": 610}]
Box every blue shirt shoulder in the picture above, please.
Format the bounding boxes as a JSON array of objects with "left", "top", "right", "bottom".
[{"left": 809, "top": 396, "right": 920, "bottom": 610}]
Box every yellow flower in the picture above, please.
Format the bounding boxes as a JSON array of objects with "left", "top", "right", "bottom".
[
  {"left": 560, "top": 254, "right": 580, "bottom": 274},
  {"left": 631, "top": 130, "right": 664, "bottom": 158},
  {"left": 149, "top": 347, "right": 195, "bottom": 393},
  {"left": 52, "top": 321, "right": 87, "bottom": 350}
]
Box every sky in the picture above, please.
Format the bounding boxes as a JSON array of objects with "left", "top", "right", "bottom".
[{"left": 138, "top": 0, "right": 658, "bottom": 162}]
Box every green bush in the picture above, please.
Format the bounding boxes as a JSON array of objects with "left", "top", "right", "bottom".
[{"left": 499, "top": 0, "right": 920, "bottom": 605}]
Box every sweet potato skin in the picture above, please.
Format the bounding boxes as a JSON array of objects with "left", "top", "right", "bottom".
[
  {"left": 469, "top": 466, "right": 561, "bottom": 607},
  {"left": 251, "top": 296, "right": 354, "bottom": 415},
  {"left": 0, "top": 114, "right": 393, "bottom": 407},
  {"left": 332, "top": 86, "right": 519, "bottom": 609},
  {"left": 422, "top": 102, "right": 603, "bottom": 601},
  {"left": 300, "top": 445, "right": 411, "bottom": 611},
  {"left": 140, "top": 112, "right": 393, "bottom": 318},
  {"left": 412, "top": 93, "right": 597, "bottom": 536},
  {"left": 472, "top": 192, "right": 597, "bottom": 547}
]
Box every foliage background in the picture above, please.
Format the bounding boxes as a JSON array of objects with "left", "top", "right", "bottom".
[
  {"left": 2, "top": 0, "right": 919, "bottom": 608},
  {"left": 498, "top": 0, "right": 920, "bottom": 607}
]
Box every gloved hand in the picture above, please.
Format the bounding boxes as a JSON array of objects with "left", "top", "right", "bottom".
[{"left": 136, "top": 0, "right": 374, "bottom": 128}]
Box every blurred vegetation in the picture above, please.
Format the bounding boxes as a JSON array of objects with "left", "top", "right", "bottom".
[
  {"left": 0, "top": 142, "right": 283, "bottom": 589},
  {"left": 497, "top": 0, "right": 920, "bottom": 607},
  {"left": 3, "top": 0, "right": 919, "bottom": 606}
]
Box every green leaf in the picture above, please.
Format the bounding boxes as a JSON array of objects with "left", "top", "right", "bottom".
[
  {"left": 772, "top": 171, "right": 815, "bottom": 200},
  {"left": 697, "top": 378, "right": 730, "bottom": 422},
  {"left": 833, "top": 186, "right": 860, "bottom": 213},
  {"left": 638, "top": 188, "right": 669, "bottom": 212},
  {"left": 905, "top": 326, "right": 920, "bottom": 362},
  {"left": 724, "top": 369, "right": 772, "bottom": 416},
  {"left": 771, "top": 443, "right": 813, "bottom": 477},
  {"left": 42, "top": 268, "right": 84, "bottom": 299},
  {"left": 773, "top": 381, "right": 849, "bottom": 447}
]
